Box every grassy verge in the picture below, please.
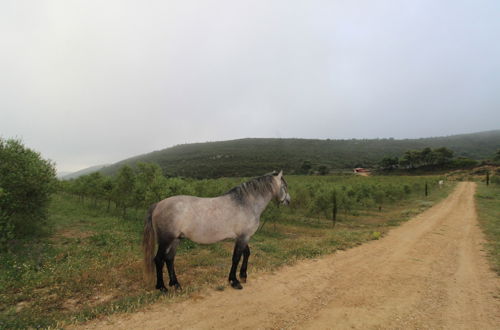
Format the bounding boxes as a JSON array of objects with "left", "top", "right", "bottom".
[
  {"left": 475, "top": 182, "right": 500, "bottom": 275},
  {"left": 0, "top": 177, "right": 454, "bottom": 329}
]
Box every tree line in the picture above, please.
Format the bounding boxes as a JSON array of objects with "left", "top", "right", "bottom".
[
  {"left": 61, "top": 165, "right": 443, "bottom": 230},
  {"left": 378, "top": 147, "right": 478, "bottom": 171},
  {"left": 99, "top": 132, "right": 500, "bottom": 178},
  {"left": 60, "top": 163, "right": 245, "bottom": 218},
  {"left": 2, "top": 138, "right": 498, "bottom": 249}
]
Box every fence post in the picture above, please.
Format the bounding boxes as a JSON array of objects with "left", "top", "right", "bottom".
[{"left": 332, "top": 189, "right": 338, "bottom": 228}]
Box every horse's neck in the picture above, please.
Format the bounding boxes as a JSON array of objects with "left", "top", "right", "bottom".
[{"left": 249, "top": 192, "right": 274, "bottom": 217}]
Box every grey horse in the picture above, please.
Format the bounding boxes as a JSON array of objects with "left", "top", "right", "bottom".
[{"left": 143, "top": 171, "right": 290, "bottom": 291}]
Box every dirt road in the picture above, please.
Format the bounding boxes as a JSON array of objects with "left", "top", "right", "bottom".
[{"left": 79, "top": 182, "right": 499, "bottom": 329}]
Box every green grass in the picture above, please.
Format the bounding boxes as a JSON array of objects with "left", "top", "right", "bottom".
[
  {"left": 0, "top": 176, "right": 455, "bottom": 329},
  {"left": 0, "top": 195, "right": 147, "bottom": 329},
  {"left": 475, "top": 182, "right": 500, "bottom": 275}
]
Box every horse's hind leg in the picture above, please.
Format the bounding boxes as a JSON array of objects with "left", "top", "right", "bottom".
[
  {"left": 165, "top": 238, "right": 181, "bottom": 290},
  {"left": 228, "top": 238, "right": 248, "bottom": 289},
  {"left": 154, "top": 242, "right": 168, "bottom": 292},
  {"left": 239, "top": 245, "right": 250, "bottom": 283}
]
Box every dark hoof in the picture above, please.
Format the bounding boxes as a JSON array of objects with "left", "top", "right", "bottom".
[
  {"left": 156, "top": 285, "right": 168, "bottom": 293},
  {"left": 230, "top": 280, "right": 243, "bottom": 290},
  {"left": 240, "top": 276, "right": 247, "bottom": 283},
  {"left": 170, "top": 282, "right": 182, "bottom": 291}
]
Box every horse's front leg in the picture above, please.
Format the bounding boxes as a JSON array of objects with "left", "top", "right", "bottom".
[
  {"left": 228, "top": 239, "right": 247, "bottom": 289},
  {"left": 239, "top": 245, "right": 250, "bottom": 283}
]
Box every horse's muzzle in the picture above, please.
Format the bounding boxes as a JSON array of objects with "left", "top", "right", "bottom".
[{"left": 281, "top": 194, "right": 291, "bottom": 206}]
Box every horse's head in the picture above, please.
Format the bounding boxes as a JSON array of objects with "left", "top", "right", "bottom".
[{"left": 274, "top": 170, "right": 291, "bottom": 206}]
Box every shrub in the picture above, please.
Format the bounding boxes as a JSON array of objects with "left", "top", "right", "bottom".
[
  {"left": 451, "top": 157, "right": 478, "bottom": 169},
  {"left": 0, "top": 139, "right": 56, "bottom": 242}
]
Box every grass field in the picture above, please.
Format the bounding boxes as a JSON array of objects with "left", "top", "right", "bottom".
[
  {"left": 0, "top": 175, "right": 454, "bottom": 329},
  {"left": 475, "top": 182, "right": 500, "bottom": 275}
]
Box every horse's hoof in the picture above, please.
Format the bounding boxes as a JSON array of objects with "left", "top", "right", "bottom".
[
  {"left": 240, "top": 276, "right": 247, "bottom": 283},
  {"left": 230, "top": 280, "right": 243, "bottom": 290},
  {"left": 157, "top": 286, "right": 168, "bottom": 293},
  {"left": 170, "top": 282, "right": 182, "bottom": 291}
]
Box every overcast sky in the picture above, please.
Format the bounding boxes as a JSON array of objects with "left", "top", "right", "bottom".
[{"left": 1, "top": 0, "right": 499, "bottom": 173}]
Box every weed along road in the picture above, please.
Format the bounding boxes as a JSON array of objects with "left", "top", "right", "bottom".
[{"left": 78, "top": 182, "right": 499, "bottom": 329}]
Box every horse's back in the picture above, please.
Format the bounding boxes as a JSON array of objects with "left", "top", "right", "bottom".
[{"left": 152, "top": 195, "right": 251, "bottom": 244}]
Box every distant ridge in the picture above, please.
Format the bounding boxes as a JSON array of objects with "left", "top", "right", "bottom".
[
  {"left": 79, "top": 130, "right": 498, "bottom": 179},
  {"left": 62, "top": 164, "right": 108, "bottom": 180},
  {"left": 56, "top": 171, "right": 71, "bottom": 179}
]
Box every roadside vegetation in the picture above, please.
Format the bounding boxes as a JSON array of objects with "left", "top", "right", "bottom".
[
  {"left": 58, "top": 163, "right": 451, "bottom": 221},
  {"left": 0, "top": 138, "right": 57, "bottom": 247},
  {"left": 0, "top": 171, "right": 453, "bottom": 329},
  {"left": 474, "top": 169, "right": 500, "bottom": 275}
]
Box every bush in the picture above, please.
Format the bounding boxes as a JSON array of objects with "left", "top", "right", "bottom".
[
  {"left": 451, "top": 157, "right": 478, "bottom": 169},
  {"left": 0, "top": 139, "right": 56, "bottom": 242}
]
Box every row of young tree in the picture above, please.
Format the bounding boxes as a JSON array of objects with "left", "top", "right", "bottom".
[
  {"left": 61, "top": 165, "right": 441, "bottom": 228},
  {"left": 0, "top": 137, "right": 495, "bottom": 247},
  {"left": 286, "top": 176, "right": 439, "bottom": 223},
  {"left": 60, "top": 163, "right": 206, "bottom": 217}
]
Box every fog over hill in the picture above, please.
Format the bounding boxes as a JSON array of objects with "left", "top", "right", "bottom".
[
  {"left": 54, "top": 130, "right": 499, "bottom": 179},
  {"left": 62, "top": 164, "right": 109, "bottom": 180}
]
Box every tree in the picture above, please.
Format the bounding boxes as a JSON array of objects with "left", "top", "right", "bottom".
[
  {"left": 85, "top": 172, "right": 104, "bottom": 205},
  {"left": 134, "top": 162, "right": 167, "bottom": 209},
  {"left": 102, "top": 177, "right": 115, "bottom": 212},
  {"left": 298, "top": 160, "right": 313, "bottom": 175},
  {"left": 379, "top": 157, "right": 399, "bottom": 171},
  {"left": 317, "top": 165, "right": 329, "bottom": 175},
  {"left": 433, "top": 147, "right": 454, "bottom": 166},
  {"left": 309, "top": 188, "right": 331, "bottom": 219},
  {"left": 451, "top": 157, "right": 477, "bottom": 168},
  {"left": 113, "top": 165, "right": 136, "bottom": 217},
  {"left": 0, "top": 139, "right": 56, "bottom": 241},
  {"left": 397, "top": 147, "right": 454, "bottom": 169},
  {"left": 400, "top": 150, "right": 421, "bottom": 169},
  {"left": 420, "top": 147, "right": 433, "bottom": 166},
  {"left": 494, "top": 149, "right": 500, "bottom": 162},
  {"left": 73, "top": 176, "right": 88, "bottom": 202}
]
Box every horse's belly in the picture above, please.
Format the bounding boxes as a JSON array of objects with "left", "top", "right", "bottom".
[
  {"left": 182, "top": 219, "right": 237, "bottom": 244},
  {"left": 187, "top": 229, "right": 236, "bottom": 244}
]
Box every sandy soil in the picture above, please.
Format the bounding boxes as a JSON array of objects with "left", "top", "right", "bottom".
[{"left": 77, "top": 182, "right": 499, "bottom": 329}]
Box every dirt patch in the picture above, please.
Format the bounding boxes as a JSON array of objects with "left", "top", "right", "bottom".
[
  {"left": 446, "top": 165, "right": 499, "bottom": 181},
  {"left": 15, "top": 301, "right": 30, "bottom": 313},
  {"left": 52, "top": 228, "right": 94, "bottom": 241},
  {"left": 62, "top": 298, "right": 80, "bottom": 312},
  {"left": 63, "top": 293, "right": 117, "bottom": 312},
  {"left": 74, "top": 183, "right": 500, "bottom": 329}
]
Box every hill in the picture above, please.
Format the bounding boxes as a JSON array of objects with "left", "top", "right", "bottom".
[
  {"left": 92, "top": 130, "right": 500, "bottom": 178},
  {"left": 62, "top": 164, "right": 108, "bottom": 180},
  {"left": 56, "top": 171, "right": 71, "bottom": 179}
]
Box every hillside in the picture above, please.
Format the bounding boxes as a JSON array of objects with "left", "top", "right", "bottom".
[
  {"left": 93, "top": 130, "right": 500, "bottom": 178},
  {"left": 62, "top": 164, "right": 108, "bottom": 180}
]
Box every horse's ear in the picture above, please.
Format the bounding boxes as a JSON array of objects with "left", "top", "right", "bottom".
[{"left": 277, "top": 170, "right": 283, "bottom": 179}]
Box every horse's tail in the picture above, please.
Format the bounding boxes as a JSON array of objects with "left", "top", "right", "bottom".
[{"left": 142, "top": 203, "right": 157, "bottom": 283}]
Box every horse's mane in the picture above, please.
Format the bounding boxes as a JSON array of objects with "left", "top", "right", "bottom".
[{"left": 225, "top": 174, "right": 277, "bottom": 204}]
